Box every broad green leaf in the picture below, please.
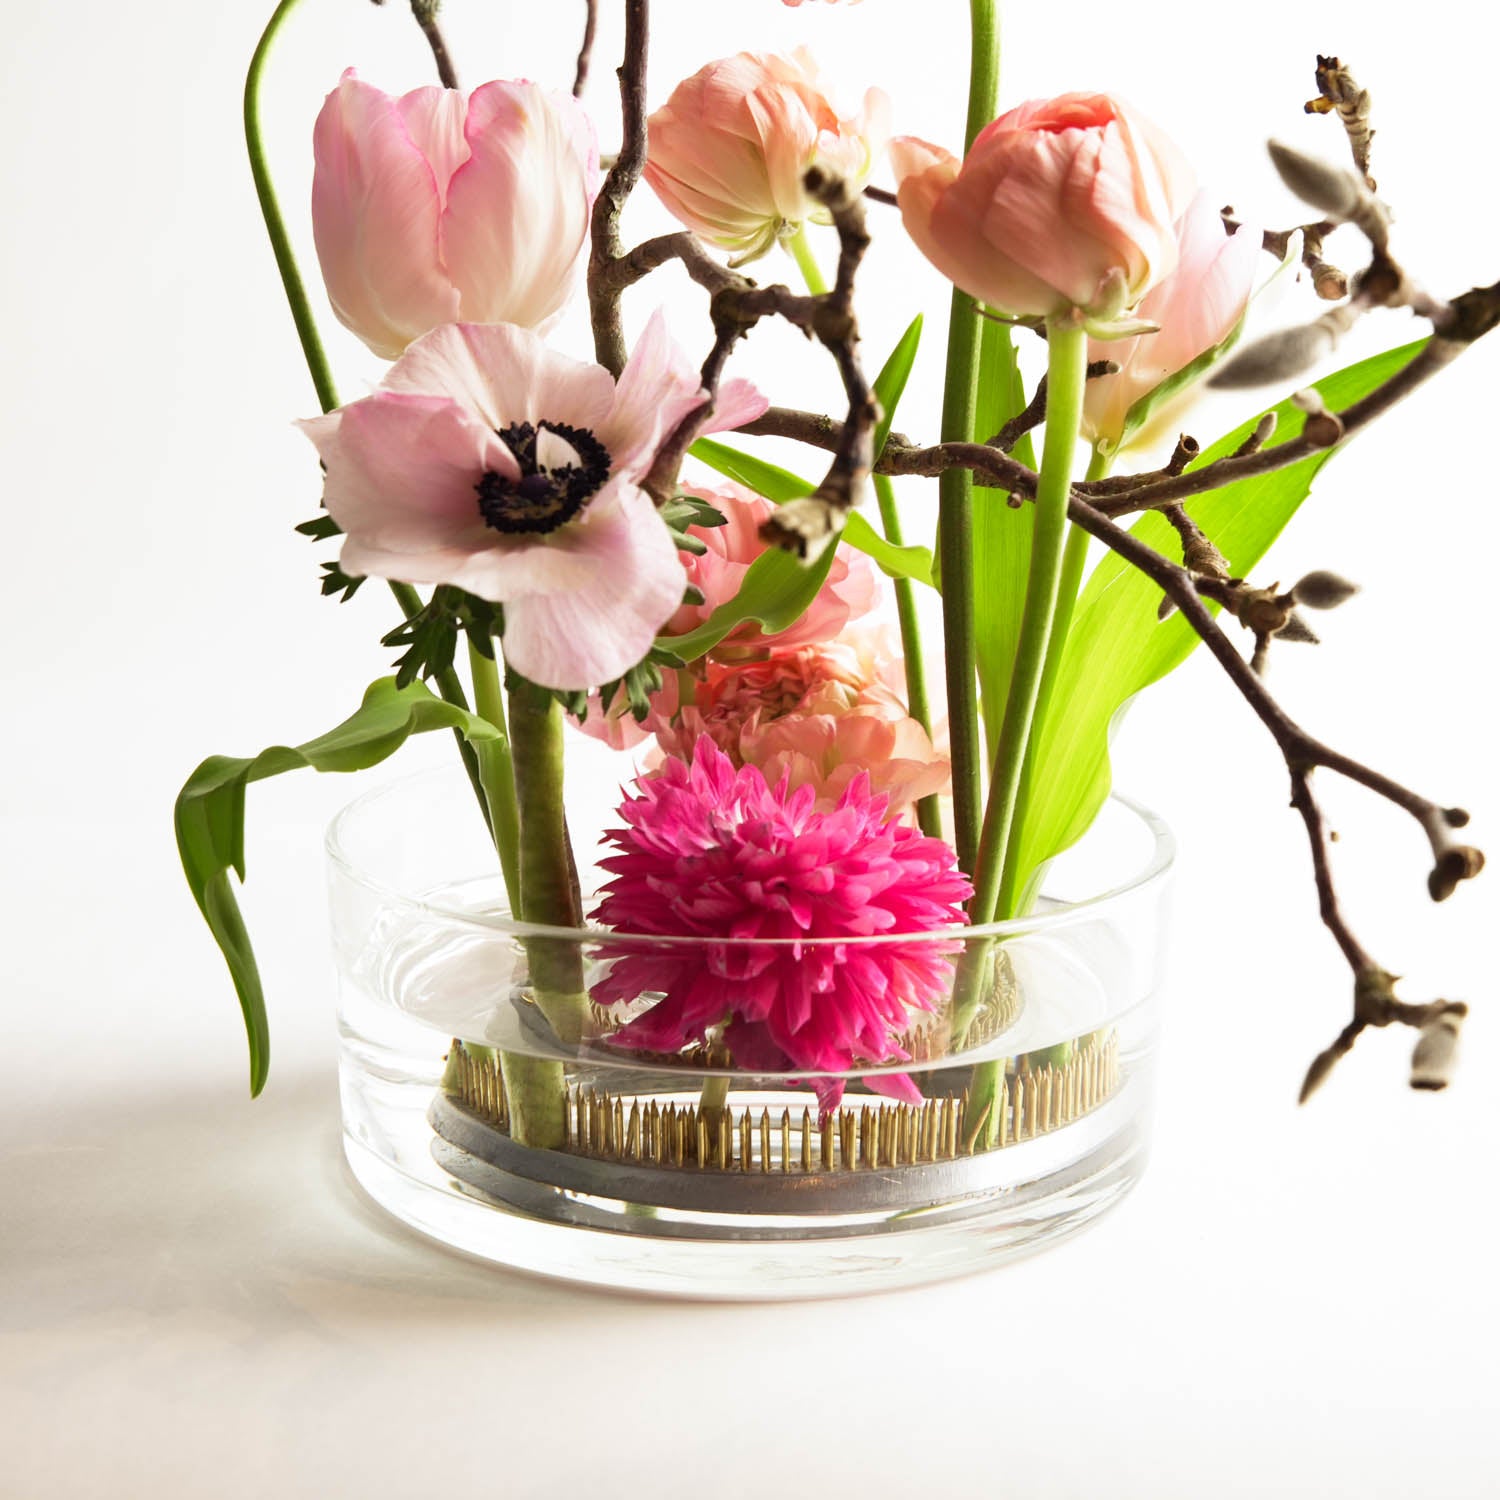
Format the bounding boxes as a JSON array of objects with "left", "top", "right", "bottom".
[
  {"left": 655, "top": 542, "right": 838, "bottom": 661},
  {"left": 1010, "top": 338, "right": 1428, "bottom": 884},
  {"left": 972, "top": 315, "right": 1039, "bottom": 756},
  {"left": 688, "top": 438, "right": 814, "bottom": 502},
  {"left": 843, "top": 512, "right": 934, "bottom": 586},
  {"left": 175, "top": 678, "right": 506, "bottom": 1096}
]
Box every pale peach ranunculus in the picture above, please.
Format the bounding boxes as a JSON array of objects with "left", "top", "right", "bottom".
[
  {"left": 654, "top": 636, "right": 950, "bottom": 822},
  {"left": 890, "top": 93, "right": 1195, "bottom": 331},
  {"left": 1081, "top": 192, "right": 1261, "bottom": 451},
  {"left": 644, "top": 51, "right": 889, "bottom": 262},
  {"left": 312, "top": 70, "right": 600, "bottom": 360},
  {"left": 664, "top": 481, "right": 879, "bottom": 647}
]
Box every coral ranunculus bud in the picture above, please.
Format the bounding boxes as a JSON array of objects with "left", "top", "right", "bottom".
[
  {"left": 1081, "top": 192, "right": 1261, "bottom": 449},
  {"left": 644, "top": 51, "right": 889, "bottom": 263},
  {"left": 890, "top": 93, "right": 1195, "bottom": 331},
  {"left": 312, "top": 70, "right": 600, "bottom": 359}
]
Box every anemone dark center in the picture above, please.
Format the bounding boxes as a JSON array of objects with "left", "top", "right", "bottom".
[{"left": 475, "top": 420, "right": 612, "bottom": 535}]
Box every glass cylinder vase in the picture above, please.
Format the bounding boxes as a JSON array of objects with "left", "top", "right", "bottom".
[{"left": 327, "top": 768, "right": 1174, "bottom": 1299}]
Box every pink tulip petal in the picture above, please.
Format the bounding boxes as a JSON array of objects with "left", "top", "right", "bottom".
[
  {"left": 394, "top": 86, "right": 471, "bottom": 208},
  {"left": 311, "top": 70, "right": 460, "bottom": 359},
  {"left": 500, "top": 484, "right": 687, "bottom": 689},
  {"left": 441, "top": 82, "right": 597, "bottom": 329}
]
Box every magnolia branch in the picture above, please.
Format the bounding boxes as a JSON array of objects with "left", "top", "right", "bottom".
[
  {"left": 1063, "top": 492, "right": 1481, "bottom": 1096},
  {"left": 371, "top": 0, "right": 459, "bottom": 91},
  {"left": 587, "top": 0, "right": 651, "bottom": 375},
  {"left": 573, "top": 0, "right": 598, "bottom": 97}
]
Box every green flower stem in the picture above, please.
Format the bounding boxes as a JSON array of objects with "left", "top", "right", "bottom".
[
  {"left": 937, "top": 0, "right": 1000, "bottom": 877},
  {"left": 969, "top": 321, "right": 1089, "bottom": 924},
  {"left": 959, "top": 321, "right": 1088, "bottom": 1146},
  {"left": 875, "top": 473, "right": 941, "bottom": 839},
  {"left": 993, "top": 446, "right": 1112, "bottom": 919},
  {"left": 786, "top": 224, "right": 829, "bottom": 297},
  {"left": 246, "top": 1, "right": 491, "bottom": 832},
  {"left": 245, "top": 0, "right": 337, "bottom": 416},
  {"left": 465, "top": 642, "right": 522, "bottom": 914},
  {"left": 501, "top": 678, "right": 589, "bottom": 1149}
]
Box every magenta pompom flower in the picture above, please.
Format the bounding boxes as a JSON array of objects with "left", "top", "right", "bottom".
[{"left": 591, "top": 738, "right": 972, "bottom": 1109}]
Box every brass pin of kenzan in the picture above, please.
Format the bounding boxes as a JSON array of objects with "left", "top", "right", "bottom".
[{"left": 442, "top": 1033, "right": 1120, "bottom": 1173}]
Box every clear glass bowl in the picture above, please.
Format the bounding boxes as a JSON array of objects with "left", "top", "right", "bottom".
[{"left": 327, "top": 768, "right": 1175, "bottom": 1299}]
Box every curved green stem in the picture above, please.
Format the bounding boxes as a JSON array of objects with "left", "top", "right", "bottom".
[
  {"left": 466, "top": 642, "right": 521, "bottom": 912},
  {"left": 994, "top": 446, "right": 1112, "bottom": 918},
  {"left": 970, "top": 321, "right": 1088, "bottom": 924},
  {"left": 875, "top": 474, "right": 940, "bottom": 839},
  {"left": 245, "top": 0, "right": 337, "bottom": 416},
  {"left": 936, "top": 0, "right": 1001, "bottom": 878},
  {"left": 787, "top": 225, "right": 829, "bottom": 297}
]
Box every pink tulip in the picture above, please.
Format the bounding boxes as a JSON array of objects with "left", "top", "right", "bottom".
[
  {"left": 890, "top": 93, "right": 1195, "bottom": 329},
  {"left": 298, "top": 313, "right": 767, "bottom": 691},
  {"left": 312, "top": 70, "right": 600, "bottom": 359},
  {"left": 644, "top": 51, "right": 889, "bottom": 262},
  {"left": 1081, "top": 192, "right": 1261, "bottom": 449}
]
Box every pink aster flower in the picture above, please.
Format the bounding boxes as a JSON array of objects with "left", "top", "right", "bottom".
[
  {"left": 298, "top": 313, "right": 766, "bottom": 691},
  {"left": 655, "top": 635, "right": 950, "bottom": 821},
  {"left": 591, "top": 738, "right": 972, "bottom": 1110}
]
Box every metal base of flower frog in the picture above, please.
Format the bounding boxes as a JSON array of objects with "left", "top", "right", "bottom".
[{"left": 428, "top": 1030, "right": 1122, "bottom": 1226}]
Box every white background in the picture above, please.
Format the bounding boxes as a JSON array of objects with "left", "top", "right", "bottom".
[{"left": 3, "top": 0, "right": 1498, "bottom": 1495}]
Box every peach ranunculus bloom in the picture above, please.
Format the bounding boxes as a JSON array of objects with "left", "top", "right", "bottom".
[
  {"left": 655, "top": 634, "right": 950, "bottom": 823},
  {"left": 663, "top": 481, "right": 879, "bottom": 648},
  {"left": 573, "top": 480, "right": 880, "bottom": 750},
  {"left": 644, "top": 51, "right": 889, "bottom": 263},
  {"left": 1081, "top": 191, "right": 1261, "bottom": 452},
  {"left": 890, "top": 93, "right": 1195, "bottom": 333},
  {"left": 312, "top": 70, "right": 600, "bottom": 359}
]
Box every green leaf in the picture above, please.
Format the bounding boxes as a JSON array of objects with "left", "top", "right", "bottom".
[
  {"left": 174, "top": 678, "right": 506, "bottom": 1096},
  {"left": 1010, "top": 337, "right": 1428, "bottom": 884},
  {"left": 972, "top": 315, "right": 1038, "bottom": 756},
  {"left": 688, "top": 438, "right": 815, "bottom": 502},
  {"left": 872, "top": 315, "right": 923, "bottom": 458},
  {"left": 842, "top": 512, "right": 934, "bottom": 586},
  {"left": 655, "top": 541, "right": 838, "bottom": 661}
]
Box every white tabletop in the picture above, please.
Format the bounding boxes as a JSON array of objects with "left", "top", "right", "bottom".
[{"left": 4, "top": 0, "right": 1498, "bottom": 1494}]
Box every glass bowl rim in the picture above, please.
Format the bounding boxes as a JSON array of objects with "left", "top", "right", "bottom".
[{"left": 325, "top": 766, "right": 1176, "bottom": 948}]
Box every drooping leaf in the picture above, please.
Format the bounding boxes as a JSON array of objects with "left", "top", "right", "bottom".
[
  {"left": 1009, "top": 338, "right": 1428, "bottom": 885},
  {"left": 175, "top": 678, "right": 507, "bottom": 1096},
  {"left": 971, "top": 315, "right": 1039, "bottom": 756}
]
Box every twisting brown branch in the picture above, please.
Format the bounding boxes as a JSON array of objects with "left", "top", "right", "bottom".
[
  {"left": 587, "top": 0, "right": 651, "bottom": 375},
  {"left": 573, "top": 0, "right": 598, "bottom": 97},
  {"left": 1061, "top": 493, "right": 1482, "bottom": 1096},
  {"left": 372, "top": 0, "right": 459, "bottom": 90},
  {"left": 1306, "top": 54, "right": 1375, "bottom": 186}
]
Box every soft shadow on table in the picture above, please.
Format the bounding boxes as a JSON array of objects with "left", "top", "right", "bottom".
[{"left": 0, "top": 1065, "right": 624, "bottom": 1348}]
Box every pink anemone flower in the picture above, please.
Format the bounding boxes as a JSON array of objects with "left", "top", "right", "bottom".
[
  {"left": 299, "top": 313, "right": 766, "bottom": 691},
  {"left": 592, "top": 738, "right": 972, "bottom": 1112}
]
